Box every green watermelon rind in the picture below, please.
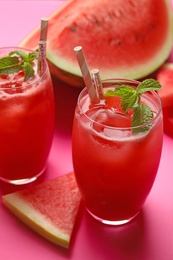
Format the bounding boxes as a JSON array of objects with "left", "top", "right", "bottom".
[
  {"left": 2, "top": 172, "right": 81, "bottom": 249},
  {"left": 2, "top": 193, "right": 70, "bottom": 248}
]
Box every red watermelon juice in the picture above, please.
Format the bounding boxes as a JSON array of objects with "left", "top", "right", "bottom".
[
  {"left": 72, "top": 79, "right": 163, "bottom": 225},
  {"left": 0, "top": 47, "right": 55, "bottom": 185}
]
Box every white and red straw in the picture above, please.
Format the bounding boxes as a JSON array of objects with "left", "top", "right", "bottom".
[
  {"left": 91, "top": 68, "right": 104, "bottom": 100},
  {"left": 74, "top": 46, "right": 99, "bottom": 104},
  {"left": 38, "top": 17, "right": 49, "bottom": 76}
]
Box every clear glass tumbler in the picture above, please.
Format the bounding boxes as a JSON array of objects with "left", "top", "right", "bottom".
[
  {"left": 0, "top": 47, "right": 55, "bottom": 185},
  {"left": 72, "top": 78, "right": 163, "bottom": 225}
]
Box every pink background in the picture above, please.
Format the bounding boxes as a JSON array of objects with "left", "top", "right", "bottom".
[{"left": 0, "top": 1, "right": 173, "bottom": 259}]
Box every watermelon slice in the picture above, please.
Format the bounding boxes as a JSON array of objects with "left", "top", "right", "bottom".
[
  {"left": 2, "top": 172, "right": 81, "bottom": 249},
  {"left": 162, "top": 106, "right": 173, "bottom": 137},
  {"left": 19, "top": 0, "right": 173, "bottom": 87},
  {"left": 156, "top": 63, "right": 173, "bottom": 137},
  {"left": 156, "top": 63, "right": 173, "bottom": 108}
]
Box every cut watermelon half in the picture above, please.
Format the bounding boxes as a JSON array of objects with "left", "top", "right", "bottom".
[
  {"left": 156, "top": 62, "right": 173, "bottom": 137},
  {"left": 156, "top": 63, "right": 173, "bottom": 108},
  {"left": 2, "top": 172, "right": 81, "bottom": 249},
  {"left": 19, "top": 0, "right": 173, "bottom": 87},
  {"left": 162, "top": 106, "right": 173, "bottom": 137}
]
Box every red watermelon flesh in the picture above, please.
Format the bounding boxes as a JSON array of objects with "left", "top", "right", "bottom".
[
  {"left": 156, "top": 63, "right": 173, "bottom": 108},
  {"left": 2, "top": 172, "right": 81, "bottom": 248},
  {"left": 156, "top": 63, "right": 173, "bottom": 137},
  {"left": 162, "top": 106, "right": 173, "bottom": 137},
  {"left": 19, "top": 0, "right": 173, "bottom": 87}
]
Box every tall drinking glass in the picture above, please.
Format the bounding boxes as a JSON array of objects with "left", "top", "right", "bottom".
[
  {"left": 0, "top": 47, "right": 55, "bottom": 185},
  {"left": 72, "top": 78, "right": 163, "bottom": 225}
]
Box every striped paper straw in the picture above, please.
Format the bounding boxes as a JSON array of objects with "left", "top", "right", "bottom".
[
  {"left": 38, "top": 17, "right": 49, "bottom": 76},
  {"left": 91, "top": 69, "right": 104, "bottom": 100},
  {"left": 74, "top": 46, "right": 99, "bottom": 104}
]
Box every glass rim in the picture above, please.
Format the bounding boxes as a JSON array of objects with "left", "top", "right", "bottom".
[
  {"left": 77, "top": 78, "right": 162, "bottom": 131},
  {"left": 0, "top": 46, "right": 48, "bottom": 89}
]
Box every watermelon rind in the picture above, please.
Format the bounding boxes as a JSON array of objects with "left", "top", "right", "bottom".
[
  {"left": 3, "top": 193, "right": 70, "bottom": 247},
  {"left": 2, "top": 172, "right": 81, "bottom": 249},
  {"left": 19, "top": 0, "right": 173, "bottom": 87}
]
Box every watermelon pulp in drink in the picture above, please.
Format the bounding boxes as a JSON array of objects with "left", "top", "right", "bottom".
[
  {"left": 0, "top": 48, "right": 55, "bottom": 184},
  {"left": 72, "top": 79, "right": 163, "bottom": 224}
]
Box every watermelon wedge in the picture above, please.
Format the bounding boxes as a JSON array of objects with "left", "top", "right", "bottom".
[
  {"left": 19, "top": 0, "right": 173, "bottom": 87},
  {"left": 2, "top": 172, "right": 81, "bottom": 249}
]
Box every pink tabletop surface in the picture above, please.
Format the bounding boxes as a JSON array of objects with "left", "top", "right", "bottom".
[{"left": 1, "top": 1, "right": 173, "bottom": 260}]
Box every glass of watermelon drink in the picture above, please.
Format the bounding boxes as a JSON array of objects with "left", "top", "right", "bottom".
[
  {"left": 72, "top": 78, "right": 163, "bottom": 225},
  {"left": 0, "top": 47, "right": 55, "bottom": 185}
]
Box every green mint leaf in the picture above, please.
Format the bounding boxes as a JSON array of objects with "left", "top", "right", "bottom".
[
  {"left": 105, "top": 85, "right": 138, "bottom": 112},
  {"left": 121, "top": 91, "right": 139, "bottom": 112},
  {"left": 9, "top": 50, "right": 28, "bottom": 61},
  {"left": 105, "top": 79, "right": 161, "bottom": 134},
  {"left": 10, "top": 50, "right": 37, "bottom": 63},
  {"left": 0, "top": 56, "right": 21, "bottom": 74},
  {"left": 132, "top": 104, "right": 153, "bottom": 134},
  {"left": 105, "top": 85, "right": 135, "bottom": 97},
  {"left": 28, "top": 52, "right": 38, "bottom": 62},
  {"left": 0, "top": 50, "right": 37, "bottom": 81},
  {"left": 22, "top": 62, "right": 34, "bottom": 81},
  {"left": 136, "top": 78, "right": 162, "bottom": 95}
]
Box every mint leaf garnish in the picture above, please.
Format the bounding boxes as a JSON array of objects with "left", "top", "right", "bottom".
[
  {"left": 0, "top": 50, "right": 38, "bottom": 81},
  {"left": 0, "top": 56, "right": 21, "bottom": 74},
  {"left": 22, "top": 62, "right": 35, "bottom": 81},
  {"left": 132, "top": 104, "right": 153, "bottom": 133},
  {"left": 136, "top": 78, "right": 161, "bottom": 95},
  {"left": 105, "top": 79, "right": 162, "bottom": 133}
]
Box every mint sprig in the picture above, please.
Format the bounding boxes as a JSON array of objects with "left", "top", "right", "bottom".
[
  {"left": 0, "top": 50, "right": 38, "bottom": 81},
  {"left": 105, "top": 79, "right": 162, "bottom": 133}
]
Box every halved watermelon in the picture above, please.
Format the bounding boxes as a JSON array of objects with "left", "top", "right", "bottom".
[
  {"left": 156, "top": 62, "right": 173, "bottom": 137},
  {"left": 2, "top": 172, "right": 81, "bottom": 248},
  {"left": 162, "top": 106, "right": 173, "bottom": 137},
  {"left": 156, "top": 63, "right": 173, "bottom": 108},
  {"left": 19, "top": 0, "right": 173, "bottom": 87}
]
